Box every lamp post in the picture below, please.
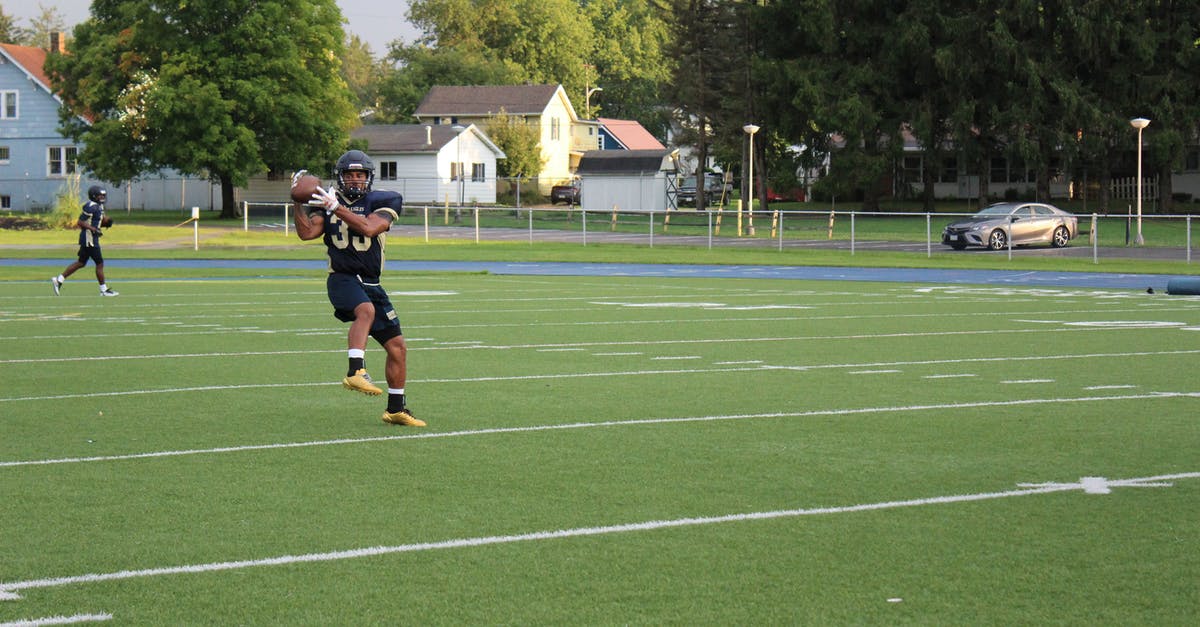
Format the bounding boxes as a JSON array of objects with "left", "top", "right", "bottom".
[
  {"left": 1130, "top": 117, "right": 1150, "bottom": 245},
  {"left": 586, "top": 87, "right": 603, "bottom": 119},
  {"left": 451, "top": 124, "right": 466, "bottom": 206},
  {"left": 743, "top": 124, "right": 760, "bottom": 237}
]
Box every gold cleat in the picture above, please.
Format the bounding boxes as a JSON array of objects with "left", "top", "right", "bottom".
[
  {"left": 382, "top": 408, "right": 426, "bottom": 427},
  {"left": 342, "top": 369, "right": 382, "bottom": 395}
]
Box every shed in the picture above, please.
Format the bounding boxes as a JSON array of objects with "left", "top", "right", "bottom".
[{"left": 576, "top": 149, "right": 677, "bottom": 213}]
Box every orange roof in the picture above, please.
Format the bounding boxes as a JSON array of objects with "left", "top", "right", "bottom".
[
  {"left": 0, "top": 43, "right": 53, "bottom": 93},
  {"left": 596, "top": 118, "right": 664, "bottom": 150}
]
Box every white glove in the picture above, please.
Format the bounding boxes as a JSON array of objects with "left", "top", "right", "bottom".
[
  {"left": 311, "top": 186, "right": 339, "bottom": 214},
  {"left": 290, "top": 169, "right": 309, "bottom": 186}
]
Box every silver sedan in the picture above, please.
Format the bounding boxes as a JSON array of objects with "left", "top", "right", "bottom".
[{"left": 942, "top": 202, "right": 1079, "bottom": 250}]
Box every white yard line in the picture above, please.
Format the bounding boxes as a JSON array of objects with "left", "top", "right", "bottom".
[
  {"left": 3, "top": 391, "right": 1196, "bottom": 469},
  {"left": 0, "top": 613, "right": 112, "bottom": 626},
  {"left": 5, "top": 349, "right": 1200, "bottom": 403},
  {"left": 1, "top": 472, "right": 1195, "bottom": 602}
]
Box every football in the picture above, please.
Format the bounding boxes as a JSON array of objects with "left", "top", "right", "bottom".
[
  {"left": 101, "top": 216, "right": 113, "bottom": 228},
  {"left": 290, "top": 173, "right": 322, "bottom": 203}
]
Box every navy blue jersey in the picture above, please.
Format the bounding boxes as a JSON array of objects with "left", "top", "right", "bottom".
[
  {"left": 77, "top": 200, "right": 105, "bottom": 247},
  {"left": 322, "top": 189, "right": 401, "bottom": 282}
]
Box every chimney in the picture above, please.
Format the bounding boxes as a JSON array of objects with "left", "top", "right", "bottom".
[
  {"left": 425, "top": 125, "right": 432, "bottom": 145},
  {"left": 49, "top": 32, "right": 67, "bottom": 54}
]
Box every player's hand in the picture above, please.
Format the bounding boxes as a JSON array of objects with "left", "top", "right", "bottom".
[{"left": 311, "top": 186, "right": 339, "bottom": 214}]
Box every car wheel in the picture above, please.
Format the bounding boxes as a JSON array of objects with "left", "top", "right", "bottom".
[
  {"left": 1051, "top": 226, "right": 1070, "bottom": 248},
  {"left": 987, "top": 229, "right": 1008, "bottom": 250}
]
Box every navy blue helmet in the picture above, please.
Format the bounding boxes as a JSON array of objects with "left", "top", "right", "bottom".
[{"left": 335, "top": 150, "right": 374, "bottom": 201}]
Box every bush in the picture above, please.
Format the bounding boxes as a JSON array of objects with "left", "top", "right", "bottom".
[{"left": 47, "top": 174, "right": 83, "bottom": 229}]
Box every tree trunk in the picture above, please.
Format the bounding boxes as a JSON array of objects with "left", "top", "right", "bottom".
[
  {"left": 219, "top": 173, "right": 237, "bottom": 219},
  {"left": 922, "top": 156, "right": 936, "bottom": 212},
  {"left": 1098, "top": 150, "right": 1111, "bottom": 214},
  {"left": 1158, "top": 163, "right": 1173, "bottom": 213}
]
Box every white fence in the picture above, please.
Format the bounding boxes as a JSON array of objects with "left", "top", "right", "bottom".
[{"left": 1110, "top": 176, "right": 1159, "bottom": 201}]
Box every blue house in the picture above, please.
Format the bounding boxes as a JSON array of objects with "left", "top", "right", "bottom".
[
  {"left": 0, "top": 39, "right": 88, "bottom": 211},
  {"left": 0, "top": 38, "right": 216, "bottom": 212}
]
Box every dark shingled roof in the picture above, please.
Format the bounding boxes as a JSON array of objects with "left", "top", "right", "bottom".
[
  {"left": 576, "top": 150, "right": 676, "bottom": 175},
  {"left": 350, "top": 124, "right": 458, "bottom": 153},
  {"left": 413, "top": 85, "right": 562, "bottom": 117}
]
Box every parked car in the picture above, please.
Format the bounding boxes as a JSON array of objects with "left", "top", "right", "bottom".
[
  {"left": 942, "top": 202, "right": 1078, "bottom": 250},
  {"left": 678, "top": 173, "right": 730, "bottom": 206},
  {"left": 550, "top": 178, "right": 581, "bottom": 205}
]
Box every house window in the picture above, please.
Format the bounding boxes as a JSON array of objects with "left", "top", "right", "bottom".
[
  {"left": 0, "top": 91, "right": 16, "bottom": 119},
  {"left": 939, "top": 156, "right": 958, "bottom": 183},
  {"left": 48, "top": 146, "right": 78, "bottom": 176},
  {"left": 379, "top": 161, "right": 397, "bottom": 181},
  {"left": 902, "top": 156, "right": 922, "bottom": 182},
  {"left": 0, "top": 195, "right": 9, "bottom": 209},
  {"left": 471, "top": 163, "right": 485, "bottom": 182},
  {"left": 1185, "top": 149, "right": 1199, "bottom": 172},
  {"left": 0, "top": 145, "right": 9, "bottom": 164},
  {"left": 550, "top": 117, "right": 560, "bottom": 141},
  {"left": 990, "top": 157, "right": 1008, "bottom": 184},
  {"left": 451, "top": 162, "right": 463, "bottom": 181}
]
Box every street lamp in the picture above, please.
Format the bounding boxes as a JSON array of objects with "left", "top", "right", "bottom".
[
  {"left": 1130, "top": 117, "right": 1150, "bottom": 245},
  {"left": 451, "top": 124, "right": 466, "bottom": 206},
  {"left": 743, "top": 124, "right": 760, "bottom": 237},
  {"left": 585, "top": 87, "right": 603, "bottom": 119}
]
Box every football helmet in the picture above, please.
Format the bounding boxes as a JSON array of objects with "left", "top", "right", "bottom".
[
  {"left": 335, "top": 150, "right": 374, "bottom": 201},
  {"left": 88, "top": 185, "right": 107, "bottom": 203}
]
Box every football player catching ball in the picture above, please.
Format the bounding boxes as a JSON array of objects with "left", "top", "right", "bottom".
[{"left": 292, "top": 150, "right": 424, "bottom": 427}]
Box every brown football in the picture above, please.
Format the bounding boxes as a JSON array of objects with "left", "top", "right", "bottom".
[
  {"left": 101, "top": 215, "right": 113, "bottom": 228},
  {"left": 290, "top": 174, "right": 321, "bottom": 203}
]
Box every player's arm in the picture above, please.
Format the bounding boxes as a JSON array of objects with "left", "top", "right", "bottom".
[
  {"left": 311, "top": 187, "right": 393, "bottom": 238},
  {"left": 338, "top": 208, "right": 393, "bottom": 238},
  {"left": 77, "top": 211, "right": 100, "bottom": 235},
  {"left": 293, "top": 202, "right": 325, "bottom": 240}
]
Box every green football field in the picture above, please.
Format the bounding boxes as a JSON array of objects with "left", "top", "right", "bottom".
[{"left": 2, "top": 271, "right": 1198, "bottom": 624}]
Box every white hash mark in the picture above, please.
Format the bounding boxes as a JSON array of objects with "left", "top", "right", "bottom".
[{"left": 1017, "top": 476, "right": 1175, "bottom": 495}]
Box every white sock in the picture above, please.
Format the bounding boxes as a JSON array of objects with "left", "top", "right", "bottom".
[
  {"left": 99, "top": 283, "right": 107, "bottom": 291},
  {"left": 348, "top": 348, "right": 365, "bottom": 359},
  {"left": 389, "top": 388, "right": 404, "bottom": 395},
  {"left": 56, "top": 274, "right": 65, "bottom": 282}
]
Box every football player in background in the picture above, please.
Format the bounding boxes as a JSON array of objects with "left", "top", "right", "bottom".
[
  {"left": 52, "top": 185, "right": 118, "bottom": 297},
  {"left": 292, "top": 150, "right": 424, "bottom": 427}
]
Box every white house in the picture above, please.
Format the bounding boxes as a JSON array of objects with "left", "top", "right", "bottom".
[
  {"left": 352, "top": 123, "right": 506, "bottom": 205},
  {"left": 576, "top": 149, "right": 678, "bottom": 213},
  {"left": 239, "top": 124, "right": 506, "bottom": 207}
]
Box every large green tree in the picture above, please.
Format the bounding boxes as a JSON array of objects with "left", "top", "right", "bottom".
[
  {"left": 756, "top": 0, "right": 1200, "bottom": 212},
  {"left": 0, "top": 5, "right": 17, "bottom": 43},
  {"left": 408, "top": 0, "right": 594, "bottom": 93},
  {"left": 485, "top": 108, "right": 544, "bottom": 180},
  {"left": 581, "top": 0, "right": 672, "bottom": 135},
  {"left": 661, "top": 0, "right": 741, "bottom": 210},
  {"left": 46, "top": 0, "right": 357, "bottom": 217}
]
